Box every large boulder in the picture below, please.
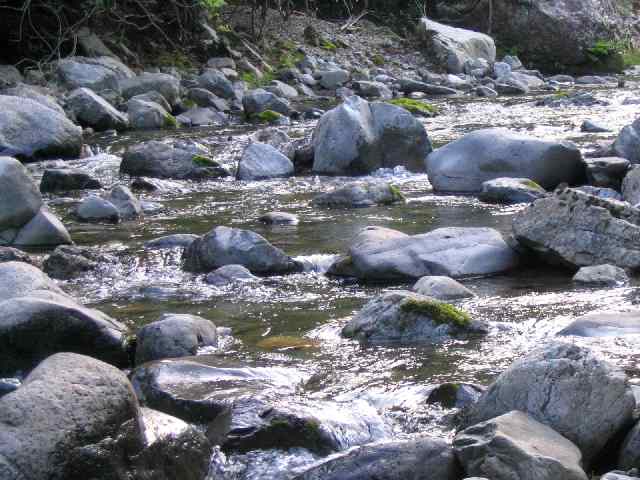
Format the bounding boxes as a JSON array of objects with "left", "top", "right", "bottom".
[
  {"left": 182, "top": 225, "right": 303, "bottom": 274},
  {"left": 104, "top": 185, "right": 142, "bottom": 220},
  {"left": 127, "top": 98, "right": 176, "bottom": 130},
  {"left": 198, "top": 69, "right": 234, "bottom": 99},
  {"left": 623, "top": 166, "right": 640, "bottom": 207},
  {"left": 342, "top": 290, "right": 487, "bottom": 343},
  {"left": 2, "top": 83, "right": 66, "bottom": 116},
  {"left": 0, "top": 352, "right": 142, "bottom": 480},
  {"left": 614, "top": 118, "right": 640, "bottom": 164},
  {"left": 66, "top": 87, "right": 128, "bottom": 131},
  {"left": 56, "top": 55, "right": 134, "bottom": 91},
  {"left": 328, "top": 226, "right": 518, "bottom": 281},
  {"left": 426, "top": 128, "right": 584, "bottom": 192},
  {"left": 294, "top": 437, "right": 461, "bottom": 480},
  {"left": 0, "top": 261, "right": 66, "bottom": 302},
  {"left": 120, "top": 72, "right": 181, "bottom": 107},
  {"left": 454, "top": 411, "right": 588, "bottom": 480},
  {"left": 236, "top": 142, "right": 294, "bottom": 180},
  {"left": 447, "top": 0, "right": 629, "bottom": 70},
  {"left": 242, "top": 88, "right": 292, "bottom": 117},
  {"left": 512, "top": 186, "right": 640, "bottom": 269},
  {"left": 463, "top": 342, "right": 636, "bottom": 464},
  {"left": 135, "top": 314, "right": 217, "bottom": 365},
  {"left": 0, "top": 95, "right": 82, "bottom": 160},
  {"left": 0, "top": 292, "right": 129, "bottom": 375},
  {"left": 312, "top": 96, "right": 432, "bottom": 174},
  {"left": 417, "top": 18, "right": 496, "bottom": 74},
  {"left": 0, "top": 157, "right": 71, "bottom": 247},
  {"left": 121, "top": 140, "right": 229, "bottom": 180}
]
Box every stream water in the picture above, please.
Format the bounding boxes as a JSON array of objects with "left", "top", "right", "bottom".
[{"left": 25, "top": 78, "right": 640, "bottom": 478}]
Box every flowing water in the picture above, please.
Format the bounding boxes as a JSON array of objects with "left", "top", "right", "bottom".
[{"left": 26, "top": 79, "right": 640, "bottom": 478}]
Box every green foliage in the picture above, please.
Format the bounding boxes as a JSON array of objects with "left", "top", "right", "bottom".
[
  {"left": 155, "top": 50, "right": 194, "bottom": 70},
  {"left": 321, "top": 40, "right": 337, "bottom": 51},
  {"left": 388, "top": 98, "right": 439, "bottom": 116},
  {"left": 256, "top": 110, "right": 283, "bottom": 123},
  {"left": 372, "top": 54, "right": 385, "bottom": 66},
  {"left": 400, "top": 298, "right": 471, "bottom": 328},
  {"left": 199, "top": 0, "right": 225, "bottom": 15},
  {"left": 587, "top": 39, "right": 621, "bottom": 58},
  {"left": 623, "top": 49, "right": 640, "bottom": 67},
  {"left": 192, "top": 155, "right": 217, "bottom": 167},
  {"left": 163, "top": 113, "right": 178, "bottom": 129},
  {"left": 388, "top": 184, "right": 405, "bottom": 202},
  {"left": 240, "top": 70, "right": 275, "bottom": 88}
]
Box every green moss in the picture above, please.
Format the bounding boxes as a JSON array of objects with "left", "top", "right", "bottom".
[
  {"left": 321, "top": 40, "right": 337, "bottom": 51},
  {"left": 400, "top": 298, "right": 471, "bottom": 328},
  {"left": 192, "top": 155, "right": 217, "bottom": 167},
  {"left": 554, "top": 90, "right": 570, "bottom": 99},
  {"left": 372, "top": 54, "right": 385, "bottom": 66},
  {"left": 520, "top": 179, "right": 543, "bottom": 190},
  {"left": 388, "top": 98, "right": 439, "bottom": 116},
  {"left": 240, "top": 70, "right": 275, "bottom": 89},
  {"left": 163, "top": 113, "right": 178, "bottom": 129},
  {"left": 182, "top": 98, "right": 197, "bottom": 109},
  {"left": 388, "top": 184, "right": 406, "bottom": 202},
  {"left": 256, "top": 110, "right": 283, "bottom": 123}
]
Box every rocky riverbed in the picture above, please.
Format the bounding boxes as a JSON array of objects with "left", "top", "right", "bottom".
[{"left": 2, "top": 10, "right": 640, "bottom": 480}]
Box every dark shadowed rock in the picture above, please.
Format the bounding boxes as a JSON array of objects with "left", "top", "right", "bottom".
[{"left": 40, "top": 168, "right": 102, "bottom": 192}]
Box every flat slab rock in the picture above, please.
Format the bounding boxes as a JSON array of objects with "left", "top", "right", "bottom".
[
  {"left": 558, "top": 311, "right": 640, "bottom": 337},
  {"left": 513, "top": 186, "right": 640, "bottom": 269}
]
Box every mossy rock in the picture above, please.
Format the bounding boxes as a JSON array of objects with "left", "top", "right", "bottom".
[
  {"left": 372, "top": 54, "right": 385, "bottom": 66},
  {"left": 388, "top": 184, "right": 405, "bottom": 202},
  {"left": 256, "top": 336, "right": 319, "bottom": 351},
  {"left": 388, "top": 98, "right": 439, "bottom": 117},
  {"left": 321, "top": 40, "right": 337, "bottom": 51},
  {"left": 255, "top": 110, "right": 284, "bottom": 124},
  {"left": 520, "top": 179, "right": 543, "bottom": 190},
  {"left": 192, "top": 155, "right": 217, "bottom": 167},
  {"left": 163, "top": 113, "right": 178, "bottom": 129},
  {"left": 400, "top": 298, "right": 471, "bottom": 328}
]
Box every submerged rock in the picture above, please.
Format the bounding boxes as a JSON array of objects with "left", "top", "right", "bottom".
[
  {"left": 512, "top": 187, "right": 640, "bottom": 269},
  {"left": 412, "top": 276, "right": 475, "bottom": 300},
  {"left": 312, "top": 181, "right": 405, "bottom": 208},
  {"left": 426, "top": 128, "right": 583, "bottom": 192},
  {"left": 135, "top": 314, "right": 217, "bottom": 365},
  {"left": 205, "top": 264, "right": 258, "bottom": 286},
  {"left": 295, "top": 437, "right": 461, "bottom": 480},
  {"left": 558, "top": 311, "right": 640, "bottom": 337},
  {"left": 312, "top": 96, "right": 432, "bottom": 174},
  {"left": 0, "top": 352, "right": 142, "bottom": 480},
  {"left": 104, "top": 185, "right": 142, "bottom": 220},
  {"left": 417, "top": 18, "right": 495, "bottom": 74},
  {"left": 183, "top": 226, "right": 302, "bottom": 275},
  {"left": 42, "top": 245, "right": 101, "bottom": 280},
  {"left": 121, "top": 140, "right": 229, "bottom": 180},
  {"left": 329, "top": 226, "right": 518, "bottom": 281},
  {"left": 342, "top": 290, "right": 487, "bottom": 343},
  {"left": 454, "top": 411, "right": 588, "bottom": 480},
  {"left": 478, "top": 177, "right": 546, "bottom": 204},
  {"left": 0, "top": 95, "right": 82, "bottom": 160},
  {"left": 463, "top": 342, "right": 635, "bottom": 464},
  {"left": 572, "top": 264, "right": 629, "bottom": 286}
]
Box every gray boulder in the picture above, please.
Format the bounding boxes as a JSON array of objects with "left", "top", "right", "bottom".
[
  {"left": 242, "top": 88, "right": 291, "bottom": 117},
  {"left": 342, "top": 290, "right": 487, "bottom": 343},
  {"left": 572, "top": 264, "right": 629, "bottom": 286},
  {"left": 328, "top": 226, "right": 518, "bottom": 281},
  {"left": 0, "top": 156, "right": 43, "bottom": 231},
  {"left": 613, "top": 117, "right": 640, "bottom": 164},
  {"left": 127, "top": 98, "right": 176, "bottom": 130},
  {"left": 266, "top": 80, "right": 299, "bottom": 99},
  {"left": 249, "top": 127, "right": 295, "bottom": 159},
  {"left": 205, "top": 264, "right": 258, "bottom": 286},
  {"left": 426, "top": 128, "right": 583, "bottom": 192},
  {"left": 398, "top": 79, "right": 458, "bottom": 95},
  {"left": 120, "top": 73, "right": 180, "bottom": 107},
  {"left": 0, "top": 65, "right": 23, "bottom": 88},
  {"left": 176, "top": 107, "right": 227, "bottom": 127},
  {"left": 236, "top": 142, "right": 294, "bottom": 180},
  {"left": 623, "top": 166, "right": 640, "bottom": 206},
  {"left": 417, "top": 18, "right": 496, "bottom": 74},
  {"left": 42, "top": 245, "right": 101, "bottom": 280},
  {"left": 182, "top": 225, "right": 302, "bottom": 274},
  {"left": 56, "top": 55, "right": 134, "bottom": 91},
  {"left": 312, "top": 181, "right": 405, "bottom": 208},
  {"left": 0, "top": 292, "right": 129, "bottom": 375},
  {"left": 313, "top": 96, "right": 432, "bottom": 174},
  {"left": 135, "top": 314, "right": 217, "bottom": 365},
  {"left": 12, "top": 208, "right": 72, "bottom": 247},
  {"left": 0, "top": 247, "right": 34, "bottom": 265},
  {"left": 584, "top": 157, "right": 630, "bottom": 190},
  {"left": 75, "top": 196, "right": 120, "bottom": 223},
  {"left": 2, "top": 83, "right": 65, "bottom": 116},
  {"left": 121, "top": 140, "right": 228, "bottom": 180},
  {"left": 66, "top": 87, "right": 128, "bottom": 131},
  {"left": 294, "top": 437, "right": 461, "bottom": 480},
  {"left": 558, "top": 311, "right": 640, "bottom": 338},
  {"left": 198, "top": 69, "right": 234, "bottom": 99},
  {"left": 144, "top": 234, "right": 199, "bottom": 250},
  {"left": 463, "top": 342, "right": 635, "bottom": 463},
  {"left": 187, "top": 88, "right": 230, "bottom": 111},
  {"left": 104, "top": 185, "right": 142, "bottom": 220},
  {"left": 412, "top": 275, "right": 474, "bottom": 300},
  {"left": 131, "top": 90, "right": 171, "bottom": 112},
  {"left": 353, "top": 81, "right": 393, "bottom": 99},
  {"left": 317, "top": 70, "right": 350, "bottom": 89},
  {"left": 0, "top": 261, "right": 66, "bottom": 302},
  {"left": 478, "top": 177, "right": 546, "bottom": 204},
  {"left": 454, "top": 411, "right": 588, "bottom": 480},
  {"left": 0, "top": 352, "right": 141, "bottom": 480},
  {"left": 512, "top": 187, "right": 640, "bottom": 269},
  {"left": 0, "top": 95, "right": 82, "bottom": 159},
  {"left": 40, "top": 168, "right": 102, "bottom": 192}
]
